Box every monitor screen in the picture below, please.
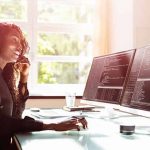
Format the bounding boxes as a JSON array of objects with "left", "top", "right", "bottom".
[
  {"left": 121, "top": 45, "right": 150, "bottom": 111},
  {"left": 81, "top": 49, "right": 135, "bottom": 107}
]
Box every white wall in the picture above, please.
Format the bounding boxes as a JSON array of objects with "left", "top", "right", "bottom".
[
  {"left": 108, "top": 0, "right": 134, "bottom": 52},
  {"left": 134, "top": 0, "right": 150, "bottom": 48},
  {"left": 108, "top": 0, "right": 150, "bottom": 52}
]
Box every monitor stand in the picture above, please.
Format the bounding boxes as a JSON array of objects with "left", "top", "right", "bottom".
[
  {"left": 80, "top": 99, "right": 121, "bottom": 119},
  {"left": 80, "top": 105, "right": 121, "bottom": 119}
]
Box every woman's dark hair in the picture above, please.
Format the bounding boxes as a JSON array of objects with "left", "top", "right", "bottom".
[
  {"left": 0, "top": 22, "right": 29, "bottom": 82},
  {"left": 0, "top": 22, "right": 29, "bottom": 55}
]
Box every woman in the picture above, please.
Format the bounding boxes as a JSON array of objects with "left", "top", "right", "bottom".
[{"left": 0, "top": 22, "right": 87, "bottom": 149}]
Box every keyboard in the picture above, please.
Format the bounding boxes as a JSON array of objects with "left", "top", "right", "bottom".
[{"left": 30, "top": 109, "right": 82, "bottom": 119}]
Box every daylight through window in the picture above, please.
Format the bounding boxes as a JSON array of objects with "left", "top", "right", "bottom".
[{"left": 0, "top": 0, "right": 98, "bottom": 96}]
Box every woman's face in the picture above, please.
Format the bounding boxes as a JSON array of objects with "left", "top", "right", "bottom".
[{"left": 0, "top": 32, "right": 22, "bottom": 63}]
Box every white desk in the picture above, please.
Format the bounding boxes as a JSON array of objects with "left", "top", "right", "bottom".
[{"left": 13, "top": 109, "right": 150, "bottom": 150}]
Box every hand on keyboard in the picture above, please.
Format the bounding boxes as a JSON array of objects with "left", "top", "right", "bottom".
[
  {"left": 54, "top": 116, "right": 88, "bottom": 131},
  {"left": 43, "top": 116, "right": 88, "bottom": 131}
]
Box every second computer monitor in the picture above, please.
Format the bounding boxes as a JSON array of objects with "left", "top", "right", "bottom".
[{"left": 121, "top": 45, "right": 150, "bottom": 111}]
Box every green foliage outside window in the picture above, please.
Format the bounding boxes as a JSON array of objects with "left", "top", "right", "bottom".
[
  {"left": 37, "top": 33, "right": 92, "bottom": 84},
  {"left": 0, "top": 0, "right": 26, "bottom": 20},
  {"left": 38, "top": 1, "right": 94, "bottom": 23},
  {"left": 38, "top": 62, "right": 90, "bottom": 84},
  {"left": 38, "top": 62, "right": 79, "bottom": 84},
  {"left": 38, "top": 33, "right": 92, "bottom": 56}
]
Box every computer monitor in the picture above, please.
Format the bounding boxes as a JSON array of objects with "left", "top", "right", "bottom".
[
  {"left": 120, "top": 45, "right": 150, "bottom": 117},
  {"left": 81, "top": 49, "right": 136, "bottom": 109}
]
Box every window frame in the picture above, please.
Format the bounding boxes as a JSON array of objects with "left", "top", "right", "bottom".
[{"left": 0, "top": 0, "right": 98, "bottom": 97}]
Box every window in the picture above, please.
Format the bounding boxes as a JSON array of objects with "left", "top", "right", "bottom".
[{"left": 0, "top": 0, "right": 98, "bottom": 96}]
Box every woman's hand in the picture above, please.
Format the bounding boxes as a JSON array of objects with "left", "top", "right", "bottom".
[
  {"left": 14, "top": 56, "right": 30, "bottom": 83},
  {"left": 43, "top": 116, "right": 88, "bottom": 131}
]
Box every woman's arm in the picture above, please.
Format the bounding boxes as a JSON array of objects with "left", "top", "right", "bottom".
[
  {"left": 0, "top": 115, "right": 87, "bottom": 138},
  {"left": 15, "top": 56, "right": 30, "bottom": 98},
  {"left": 12, "top": 56, "right": 30, "bottom": 118}
]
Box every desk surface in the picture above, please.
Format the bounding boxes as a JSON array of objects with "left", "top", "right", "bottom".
[{"left": 14, "top": 109, "right": 150, "bottom": 150}]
